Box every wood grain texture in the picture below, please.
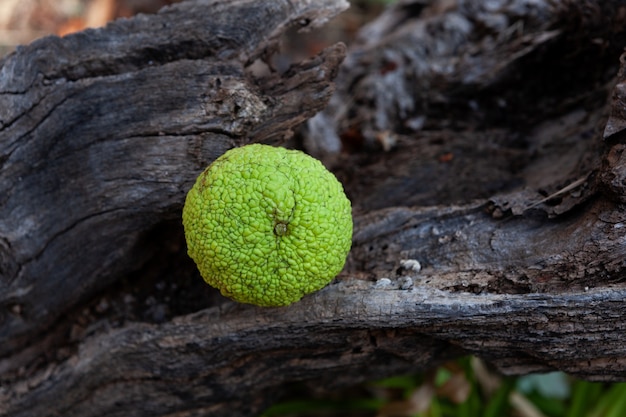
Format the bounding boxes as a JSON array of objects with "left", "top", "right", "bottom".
[{"left": 3, "top": 280, "right": 626, "bottom": 416}]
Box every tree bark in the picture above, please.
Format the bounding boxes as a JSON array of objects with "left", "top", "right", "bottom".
[{"left": 2, "top": 0, "right": 626, "bottom": 416}]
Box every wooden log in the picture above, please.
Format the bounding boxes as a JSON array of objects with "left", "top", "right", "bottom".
[
  {"left": 2, "top": 0, "right": 626, "bottom": 416},
  {"left": 0, "top": 0, "right": 347, "bottom": 357}
]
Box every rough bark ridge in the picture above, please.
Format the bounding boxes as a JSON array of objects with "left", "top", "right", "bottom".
[{"left": 2, "top": 0, "right": 626, "bottom": 416}]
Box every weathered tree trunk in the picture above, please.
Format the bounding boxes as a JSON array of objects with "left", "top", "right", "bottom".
[{"left": 2, "top": 0, "right": 626, "bottom": 416}]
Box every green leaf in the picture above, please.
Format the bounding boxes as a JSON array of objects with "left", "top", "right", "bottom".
[{"left": 517, "top": 372, "right": 570, "bottom": 399}]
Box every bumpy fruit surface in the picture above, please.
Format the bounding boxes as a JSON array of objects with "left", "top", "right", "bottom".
[{"left": 182, "top": 144, "right": 352, "bottom": 307}]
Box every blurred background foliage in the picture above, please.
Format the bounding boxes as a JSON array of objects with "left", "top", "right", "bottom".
[
  {"left": 262, "top": 357, "right": 626, "bottom": 417},
  {"left": 0, "top": 0, "right": 392, "bottom": 57},
  {"left": 2, "top": 1, "right": 624, "bottom": 416}
]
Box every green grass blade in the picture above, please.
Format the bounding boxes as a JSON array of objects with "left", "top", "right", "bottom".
[
  {"left": 566, "top": 380, "right": 602, "bottom": 417},
  {"left": 604, "top": 383, "right": 626, "bottom": 417},
  {"left": 483, "top": 378, "right": 516, "bottom": 417}
]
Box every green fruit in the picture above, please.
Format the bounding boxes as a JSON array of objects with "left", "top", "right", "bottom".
[{"left": 182, "top": 144, "right": 352, "bottom": 307}]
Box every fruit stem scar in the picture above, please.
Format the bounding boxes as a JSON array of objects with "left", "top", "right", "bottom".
[{"left": 274, "top": 222, "right": 288, "bottom": 236}]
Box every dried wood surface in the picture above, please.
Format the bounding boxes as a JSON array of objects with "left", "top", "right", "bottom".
[
  {"left": 2, "top": 0, "right": 626, "bottom": 416},
  {"left": 0, "top": 0, "right": 347, "bottom": 356}
]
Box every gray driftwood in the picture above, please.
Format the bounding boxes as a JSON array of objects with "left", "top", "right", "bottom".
[{"left": 2, "top": 0, "right": 626, "bottom": 416}]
